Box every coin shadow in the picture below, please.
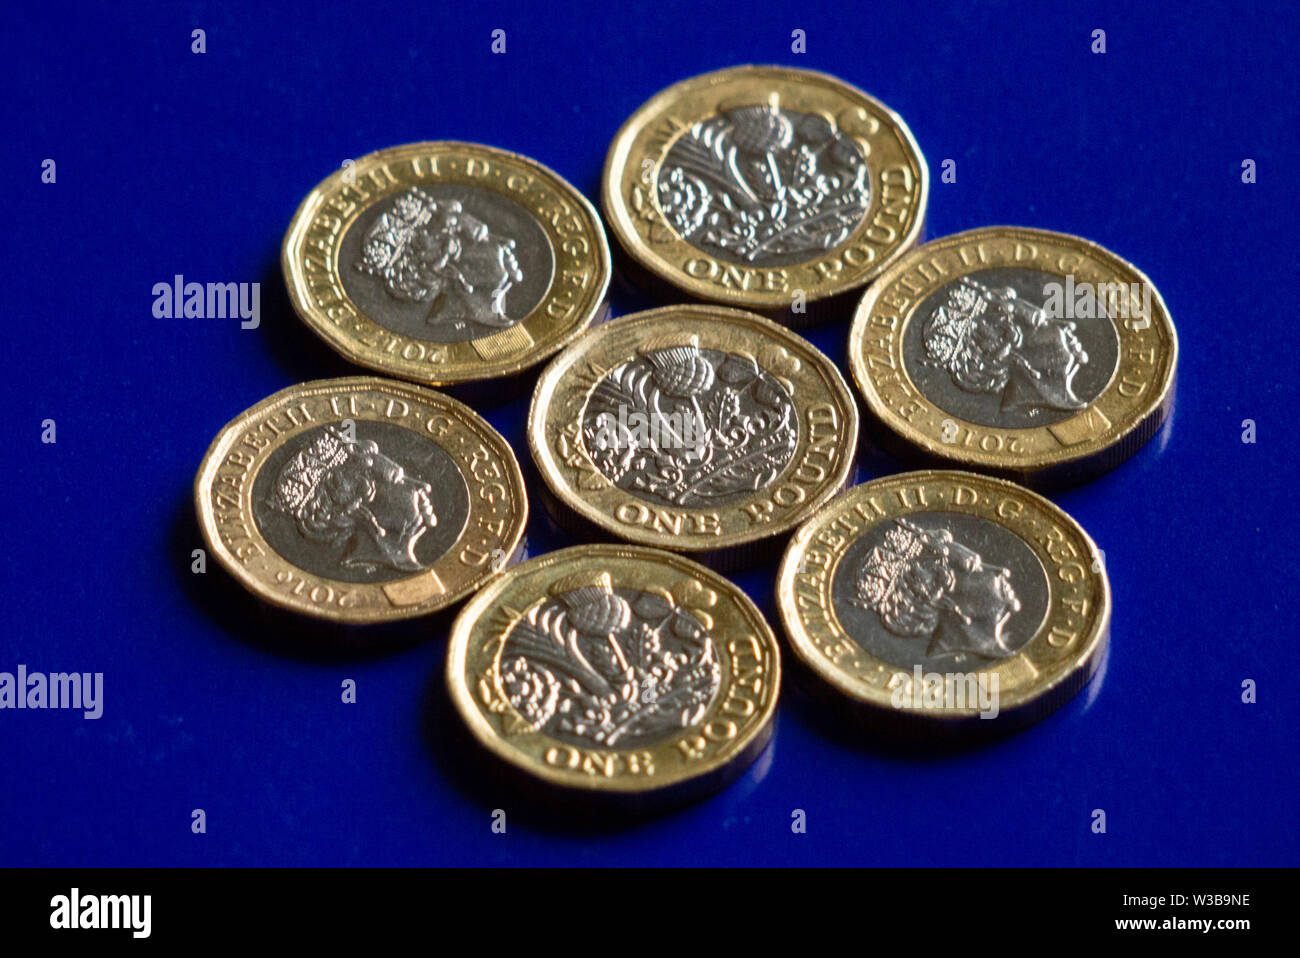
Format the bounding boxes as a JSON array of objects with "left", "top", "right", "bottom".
[
  {"left": 172, "top": 493, "right": 437, "bottom": 663},
  {"left": 850, "top": 410, "right": 911, "bottom": 483},
  {"left": 257, "top": 253, "right": 361, "bottom": 386},
  {"left": 778, "top": 649, "right": 1038, "bottom": 758},
  {"left": 606, "top": 246, "right": 669, "bottom": 317},
  {"left": 419, "top": 664, "right": 706, "bottom": 834}
]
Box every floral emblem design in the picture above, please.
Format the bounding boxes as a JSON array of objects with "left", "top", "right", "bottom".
[
  {"left": 655, "top": 93, "right": 870, "bottom": 264},
  {"left": 582, "top": 336, "right": 800, "bottom": 506},
  {"left": 495, "top": 572, "right": 722, "bottom": 747}
]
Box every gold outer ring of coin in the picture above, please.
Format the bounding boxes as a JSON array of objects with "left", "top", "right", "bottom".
[
  {"left": 776, "top": 470, "right": 1110, "bottom": 733},
  {"left": 194, "top": 376, "right": 527, "bottom": 624},
  {"left": 603, "top": 65, "right": 928, "bottom": 312},
  {"left": 446, "top": 543, "right": 780, "bottom": 799},
  {"left": 848, "top": 226, "right": 1178, "bottom": 486},
  {"left": 528, "top": 304, "right": 860, "bottom": 564},
  {"left": 282, "top": 141, "right": 611, "bottom": 386}
]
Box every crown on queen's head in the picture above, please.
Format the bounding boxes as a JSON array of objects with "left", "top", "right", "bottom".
[
  {"left": 270, "top": 426, "right": 354, "bottom": 517},
  {"left": 924, "top": 275, "right": 996, "bottom": 366},
  {"left": 856, "top": 520, "right": 929, "bottom": 608},
  {"left": 356, "top": 187, "right": 438, "bottom": 275}
]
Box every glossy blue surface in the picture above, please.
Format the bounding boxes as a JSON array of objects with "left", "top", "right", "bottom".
[{"left": 2, "top": 0, "right": 1296, "bottom": 866}]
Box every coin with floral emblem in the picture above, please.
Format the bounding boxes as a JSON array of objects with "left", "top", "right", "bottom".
[
  {"left": 528, "top": 304, "right": 858, "bottom": 566},
  {"left": 603, "top": 66, "right": 927, "bottom": 317},
  {"left": 447, "top": 544, "right": 779, "bottom": 798}
]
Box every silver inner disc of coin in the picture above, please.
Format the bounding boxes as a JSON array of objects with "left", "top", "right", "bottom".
[
  {"left": 498, "top": 586, "right": 722, "bottom": 748},
  {"left": 251, "top": 421, "right": 471, "bottom": 583},
  {"left": 830, "top": 511, "right": 1050, "bottom": 671},
  {"left": 656, "top": 103, "right": 870, "bottom": 267},
  {"left": 902, "top": 267, "right": 1121, "bottom": 429},
  {"left": 580, "top": 345, "right": 799, "bottom": 507},
  {"left": 339, "top": 183, "right": 556, "bottom": 343}
]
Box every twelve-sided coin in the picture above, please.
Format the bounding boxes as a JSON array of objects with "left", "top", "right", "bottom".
[
  {"left": 777, "top": 470, "right": 1110, "bottom": 732},
  {"left": 848, "top": 226, "right": 1177, "bottom": 485},
  {"left": 446, "top": 543, "right": 780, "bottom": 800},
  {"left": 283, "top": 141, "right": 610, "bottom": 387},
  {"left": 604, "top": 65, "right": 927, "bottom": 319},
  {"left": 195, "top": 377, "right": 527, "bottom": 623},
  {"left": 528, "top": 304, "right": 859, "bottom": 566}
]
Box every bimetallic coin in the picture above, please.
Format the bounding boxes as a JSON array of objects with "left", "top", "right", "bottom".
[
  {"left": 447, "top": 544, "right": 779, "bottom": 799},
  {"left": 528, "top": 304, "right": 859, "bottom": 565},
  {"left": 777, "top": 471, "right": 1109, "bottom": 732},
  {"left": 195, "top": 377, "right": 527, "bottom": 623},
  {"left": 603, "top": 65, "right": 928, "bottom": 317},
  {"left": 283, "top": 142, "right": 610, "bottom": 386},
  {"left": 849, "top": 226, "right": 1177, "bottom": 485}
]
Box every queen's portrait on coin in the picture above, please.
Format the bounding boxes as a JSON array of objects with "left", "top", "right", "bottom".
[
  {"left": 852, "top": 518, "right": 1022, "bottom": 660},
  {"left": 355, "top": 186, "right": 523, "bottom": 333},
  {"left": 266, "top": 425, "right": 438, "bottom": 575},
  {"left": 923, "top": 276, "right": 1090, "bottom": 416}
]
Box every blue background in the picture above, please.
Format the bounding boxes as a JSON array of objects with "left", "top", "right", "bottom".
[{"left": 2, "top": 0, "right": 1296, "bottom": 866}]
